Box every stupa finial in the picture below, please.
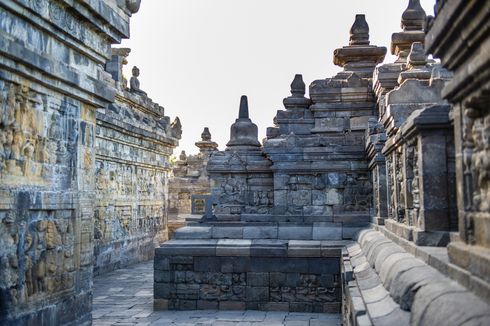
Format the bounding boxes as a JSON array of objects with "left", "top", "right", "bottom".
[
  {"left": 290, "top": 74, "right": 306, "bottom": 97},
  {"left": 350, "top": 14, "right": 370, "bottom": 46},
  {"left": 401, "top": 0, "right": 426, "bottom": 31},
  {"left": 238, "top": 95, "right": 249, "bottom": 119}
]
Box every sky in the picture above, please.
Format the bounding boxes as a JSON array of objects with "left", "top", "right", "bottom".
[{"left": 120, "top": 0, "right": 435, "bottom": 155}]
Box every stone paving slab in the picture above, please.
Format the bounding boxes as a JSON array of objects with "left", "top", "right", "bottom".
[{"left": 93, "top": 261, "right": 341, "bottom": 326}]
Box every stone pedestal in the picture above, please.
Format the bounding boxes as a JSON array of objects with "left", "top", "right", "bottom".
[{"left": 154, "top": 238, "right": 344, "bottom": 312}]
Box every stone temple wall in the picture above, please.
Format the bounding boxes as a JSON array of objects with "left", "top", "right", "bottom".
[
  {"left": 0, "top": 1, "right": 139, "bottom": 324},
  {"left": 93, "top": 49, "right": 181, "bottom": 275}
]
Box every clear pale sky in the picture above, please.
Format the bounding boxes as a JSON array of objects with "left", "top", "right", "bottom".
[{"left": 120, "top": 0, "right": 435, "bottom": 155}]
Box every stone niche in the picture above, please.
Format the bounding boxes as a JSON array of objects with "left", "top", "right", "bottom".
[
  {"left": 168, "top": 128, "right": 218, "bottom": 238},
  {"left": 0, "top": 0, "right": 139, "bottom": 324},
  {"left": 93, "top": 48, "right": 181, "bottom": 275}
]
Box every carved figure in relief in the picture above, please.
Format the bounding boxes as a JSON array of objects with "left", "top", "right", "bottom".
[
  {"left": 48, "top": 113, "right": 62, "bottom": 140},
  {"left": 0, "top": 126, "right": 7, "bottom": 169},
  {"left": 482, "top": 114, "right": 490, "bottom": 211},
  {"left": 472, "top": 118, "right": 484, "bottom": 210},
  {"left": 463, "top": 108, "right": 477, "bottom": 209},
  {"left": 411, "top": 143, "right": 420, "bottom": 226},
  {"left": 11, "top": 128, "right": 23, "bottom": 160},
  {"left": 386, "top": 157, "right": 395, "bottom": 219},
  {"left": 221, "top": 177, "right": 245, "bottom": 204},
  {"left": 395, "top": 151, "right": 406, "bottom": 223},
  {"left": 5, "top": 84, "right": 16, "bottom": 125},
  {"left": 40, "top": 138, "right": 57, "bottom": 164},
  {"left": 2, "top": 127, "right": 13, "bottom": 161},
  {"left": 22, "top": 137, "right": 35, "bottom": 176}
]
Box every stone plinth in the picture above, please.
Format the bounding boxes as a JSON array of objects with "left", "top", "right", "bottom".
[{"left": 154, "top": 238, "right": 345, "bottom": 312}]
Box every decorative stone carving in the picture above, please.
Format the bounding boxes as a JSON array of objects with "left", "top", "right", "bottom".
[
  {"left": 171, "top": 117, "right": 182, "bottom": 139},
  {"left": 130, "top": 66, "right": 147, "bottom": 96},
  {"left": 208, "top": 96, "right": 273, "bottom": 220},
  {"left": 93, "top": 50, "right": 180, "bottom": 274},
  {"left": 126, "top": 0, "right": 141, "bottom": 14}
]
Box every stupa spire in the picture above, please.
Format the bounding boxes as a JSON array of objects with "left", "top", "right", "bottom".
[
  {"left": 401, "top": 0, "right": 427, "bottom": 31},
  {"left": 238, "top": 95, "right": 249, "bottom": 119},
  {"left": 349, "top": 14, "right": 370, "bottom": 46}
]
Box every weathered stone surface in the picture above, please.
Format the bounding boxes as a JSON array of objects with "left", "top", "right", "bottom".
[
  {"left": 425, "top": 0, "right": 490, "bottom": 304},
  {"left": 168, "top": 127, "right": 218, "bottom": 235},
  {"left": 0, "top": 1, "right": 145, "bottom": 324},
  {"left": 94, "top": 50, "right": 180, "bottom": 275},
  {"left": 344, "top": 228, "right": 490, "bottom": 326}
]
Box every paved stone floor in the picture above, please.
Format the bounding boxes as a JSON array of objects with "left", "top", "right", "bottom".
[{"left": 93, "top": 261, "right": 342, "bottom": 326}]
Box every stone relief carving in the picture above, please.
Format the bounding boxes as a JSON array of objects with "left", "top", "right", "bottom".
[
  {"left": 405, "top": 141, "right": 415, "bottom": 226},
  {"left": 463, "top": 107, "right": 490, "bottom": 213},
  {"left": 409, "top": 140, "right": 420, "bottom": 226},
  {"left": 95, "top": 159, "right": 167, "bottom": 244},
  {"left": 0, "top": 210, "right": 76, "bottom": 305},
  {"left": 220, "top": 177, "right": 246, "bottom": 205},
  {"left": 395, "top": 149, "right": 406, "bottom": 223},
  {"left": 0, "top": 82, "right": 70, "bottom": 180},
  {"left": 386, "top": 155, "right": 395, "bottom": 219},
  {"left": 344, "top": 173, "right": 372, "bottom": 212},
  {"left": 372, "top": 169, "right": 379, "bottom": 217}
]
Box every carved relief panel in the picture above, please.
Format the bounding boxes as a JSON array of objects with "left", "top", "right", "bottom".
[
  {"left": 463, "top": 107, "right": 490, "bottom": 213},
  {"left": 0, "top": 81, "right": 77, "bottom": 187},
  {"left": 0, "top": 209, "right": 76, "bottom": 307}
]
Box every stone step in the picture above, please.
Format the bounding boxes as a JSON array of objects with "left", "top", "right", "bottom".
[
  {"left": 157, "top": 239, "right": 351, "bottom": 258},
  {"left": 173, "top": 223, "right": 367, "bottom": 241}
]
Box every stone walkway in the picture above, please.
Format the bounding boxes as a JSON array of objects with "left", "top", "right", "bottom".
[{"left": 93, "top": 261, "right": 342, "bottom": 326}]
